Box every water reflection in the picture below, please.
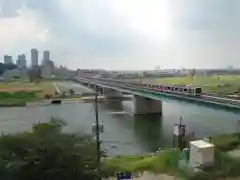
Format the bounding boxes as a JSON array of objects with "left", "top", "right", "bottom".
[
  {"left": 99, "top": 101, "right": 123, "bottom": 111},
  {"left": 133, "top": 114, "right": 162, "bottom": 152}
]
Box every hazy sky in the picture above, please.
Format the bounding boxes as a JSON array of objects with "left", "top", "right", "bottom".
[{"left": 0, "top": 0, "right": 240, "bottom": 70}]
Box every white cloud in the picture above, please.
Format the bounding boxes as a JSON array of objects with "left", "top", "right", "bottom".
[
  {"left": 1, "top": 0, "right": 240, "bottom": 69},
  {"left": 0, "top": 6, "right": 49, "bottom": 55}
]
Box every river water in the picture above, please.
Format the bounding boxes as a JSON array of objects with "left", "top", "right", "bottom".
[{"left": 0, "top": 81, "right": 239, "bottom": 156}]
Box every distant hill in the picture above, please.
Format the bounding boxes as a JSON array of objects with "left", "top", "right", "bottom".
[{"left": 0, "top": 63, "right": 17, "bottom": 75}]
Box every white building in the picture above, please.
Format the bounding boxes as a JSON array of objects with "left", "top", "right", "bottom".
[
  {"left": 4, "top": 55, "right": 13, "bottom": 65},
  {"left": 31, "top": 49, "right": 38, "bottom": 67},
  {"left": 41, "top": 60, "right": 54, "bottom": 78},
  {"left": 17, "top": 54, "right": 26, "bottom": 69}
]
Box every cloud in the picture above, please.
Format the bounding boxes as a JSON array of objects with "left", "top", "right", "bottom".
[{"left": 0, "top": 0, "right": 240, "bottom": 69}]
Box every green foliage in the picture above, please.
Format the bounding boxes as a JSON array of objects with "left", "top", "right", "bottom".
[
  {"left": 0, "top": 92, "right": 35, "bottom": 100},
  {"left": 0, "top": 63, "right": 17, "bottom": 75},
  {"left": 211, "top": 133, "right": 240, "bottom": 151},
  {"left": 188, "top": 151, "right": 240, "bottom": 179},
  {"left": 102, "top": 149, "right": 181, "bottom": 177},
  {"left": 0, "top": 117, "right": 103, "bottom": 180},
  {"left": 69, "top": 89, "right": 75, "bottom": 95}
]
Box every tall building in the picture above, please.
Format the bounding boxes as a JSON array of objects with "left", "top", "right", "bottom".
[
  {"left": 4, "top": 55, "right": 13, "bottom": 65},
  {"left": 43, "top": 50, "right": 50, "bottom": 64},
  {"left": 31, "top": 49, "right": 38, "bottom": 67},
  {"left": 17, "top": 54, "right": 26, "bottom": 69}
]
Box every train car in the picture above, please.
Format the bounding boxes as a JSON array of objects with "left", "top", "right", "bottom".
[
  {"left": 141, "top": 83, "right": 202, "bottom": 97},
  {"left": 161, "top": 85, "right": 202, "bottom": 97}
]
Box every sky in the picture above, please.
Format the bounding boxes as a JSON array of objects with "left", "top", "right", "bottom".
[{"left": 0, "top": 0, "right": 240, "bottom": 70}]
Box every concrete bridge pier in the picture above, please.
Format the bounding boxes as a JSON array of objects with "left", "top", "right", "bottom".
[
  {"left": 132, "top": 95, "right": 162, "bottom": 115},
  {"left": 103, "top": 88, "right": 122, "bottom": 98}
]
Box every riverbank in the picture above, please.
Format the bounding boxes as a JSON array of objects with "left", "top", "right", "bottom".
[
  {"left": 102, "top": 133, "right": 240, "bottom": 180},
  {"left": 26, "top": 95, "right": 133, "bottom": 106},
  {"left": 0, "top": 81, "right": 57, "bottom": 106},
  {"left": 102, "top": 148, "right": 185, "bottom": 179}
]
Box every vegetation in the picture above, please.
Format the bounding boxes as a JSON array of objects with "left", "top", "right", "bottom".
[
  {"left": 0, "top": 81, "right": 57, "bottom": 105},
  {"left": 210, "top": 133, "right": 240, "bottom": 152},
  {"left": 102, "top": 149, "right": 182, "bottom": 177},
  {"left": 188, "top": 151, "right": 240, "bottom": 180},
  {"left": 28, "top": 67, "right": 42, "bottom": 82},
  {"left": 185, "top": 133, "right": 240, "bottom": 180},
  {"left": 0, "top": 118, "right": 240, "bottom": 179},
  {"left": 151, "top": 75, "right": 240, "bottom": 96},
  {"left": 0, "top": 63, "right": 17, "bottom": 75},
  {"left": 0, "top": 118, "right": 104, "bottom": 180},
  {"left": 0, "top": 92, "right": 35, "bottom": 106}
]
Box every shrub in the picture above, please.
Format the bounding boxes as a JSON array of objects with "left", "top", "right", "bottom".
[{"left": 102, "top": 149, "right": 181, "bottom": 177}]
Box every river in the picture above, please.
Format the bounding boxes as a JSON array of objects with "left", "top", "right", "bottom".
[{"left": 0, "top": 81, "right": 239, "bottom": 156}]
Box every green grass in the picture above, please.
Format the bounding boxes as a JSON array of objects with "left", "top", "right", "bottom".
[
  {"left": 102, "top": 149, "right": 181, "bottom": 177},
  {"left": 0, "top": 81, "right": 56, "bottom": 100},
  {"left": 210, "top": 133, "right": 240, "bottom": 152},
  {"left": 148, "top": 75, "right": 240, "bottom": 96},
  {"left": 0, "top": 99, "right": 26, "bottom": 106}
]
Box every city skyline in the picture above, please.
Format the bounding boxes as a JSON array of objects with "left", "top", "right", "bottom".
[{"left": 2, "top": 49, "right": 52, "bottom": 68}]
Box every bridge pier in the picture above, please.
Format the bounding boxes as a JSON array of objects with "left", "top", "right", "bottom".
[
  {"left": 103, "top": 88, "right": 122, "bottom": 98},
  {"left": 132, "top": 95, "right": 162, "bottom": 115}
]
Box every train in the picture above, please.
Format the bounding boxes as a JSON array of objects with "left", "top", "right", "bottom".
[
  {"left": 83, "top": 77, "right": 203, "bottom": 97},
  {"left": 130, "top": 81, "right": 202, "bottom": 97}
]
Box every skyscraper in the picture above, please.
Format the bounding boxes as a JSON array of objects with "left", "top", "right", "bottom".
[
  {"left": 4, "top": 55, "right": 13, "bottom": 65},
  {"left": 31, "top": 49, "right": 38, "bottom": 67},
  {"left": 43, "top": 50, "right": 50, "bottom": 64},
  {"left": 17, "top": 54, "right": 26, "bottom": 69}
]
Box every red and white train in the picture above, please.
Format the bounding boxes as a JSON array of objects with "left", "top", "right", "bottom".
[
  {"left": 83, "top": 77, "right": 202, "bottom": 97},
  {"left": 131, "top": 81, "right": 202, "bottom": 97}
]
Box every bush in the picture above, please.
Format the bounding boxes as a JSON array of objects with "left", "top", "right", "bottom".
[
  {"left": 0, "top": 118, "right": 104, "bottom": 180},
  {"left": 211, "top": 134, "right": 240, "bottom": 151},
  {"left": 44, "top": 94, "right": 52, "bottom": 99},
  {"left": 0, "top": 92, "right": 35, "bottom": 100},
  {"left": 69, "top": 89, "right": 75, "bottom": 95},
  {"left": 102, "top": 149, "right": 181, "bottom": 177}
]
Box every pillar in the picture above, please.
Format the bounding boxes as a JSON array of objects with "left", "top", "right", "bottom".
[
  {"left": 103, "top": 88, "right": 122, "bottom": 98},
  {"left": 132, "top": 95, "right": 162, "bottom": 115}
]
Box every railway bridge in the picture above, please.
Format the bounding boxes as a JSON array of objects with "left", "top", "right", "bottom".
[{"left": 73, "top": 77, "right": 240, "bottom": 116}]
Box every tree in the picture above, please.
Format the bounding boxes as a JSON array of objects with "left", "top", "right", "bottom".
[
  {"left": 69, "top": 89, "right": 75, "bottom": 95},
  {"left": 0, "top": 63, "right": 17, "bottom": 75},
  {"left": 28, "top": 67, "right": 42, "bottom": 82},
  {"left": 0, "top": 118, "right": 104, "bottom": 180}
]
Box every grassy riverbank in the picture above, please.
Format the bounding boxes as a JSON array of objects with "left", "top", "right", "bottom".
[
  {"left": 146, "top": 75, "right": 240, "bottom": 96},
  {"left": 102, "top": 149, "right": 183, "bottom": 178},
  {"left": 190, "top": 133, "right": 240, "bottom": 179},
  {"left": 102, "top": 133, "right": 240, "bottom": 180},
  {"left": 0, "top": 81, "right": 57, "bottom": 106}
]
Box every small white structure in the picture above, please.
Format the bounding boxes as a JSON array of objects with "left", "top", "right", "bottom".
[{"left": 189, "top": 140, "right": 215, "bottom": 168}]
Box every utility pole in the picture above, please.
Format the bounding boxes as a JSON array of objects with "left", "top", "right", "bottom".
[{"left": 94, "top": 88, "right": 102, "bottom": 180}]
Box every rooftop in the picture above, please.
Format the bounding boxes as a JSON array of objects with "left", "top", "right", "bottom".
[{"left": 190, "top": 140, "right": 214, "bottom": 148}]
